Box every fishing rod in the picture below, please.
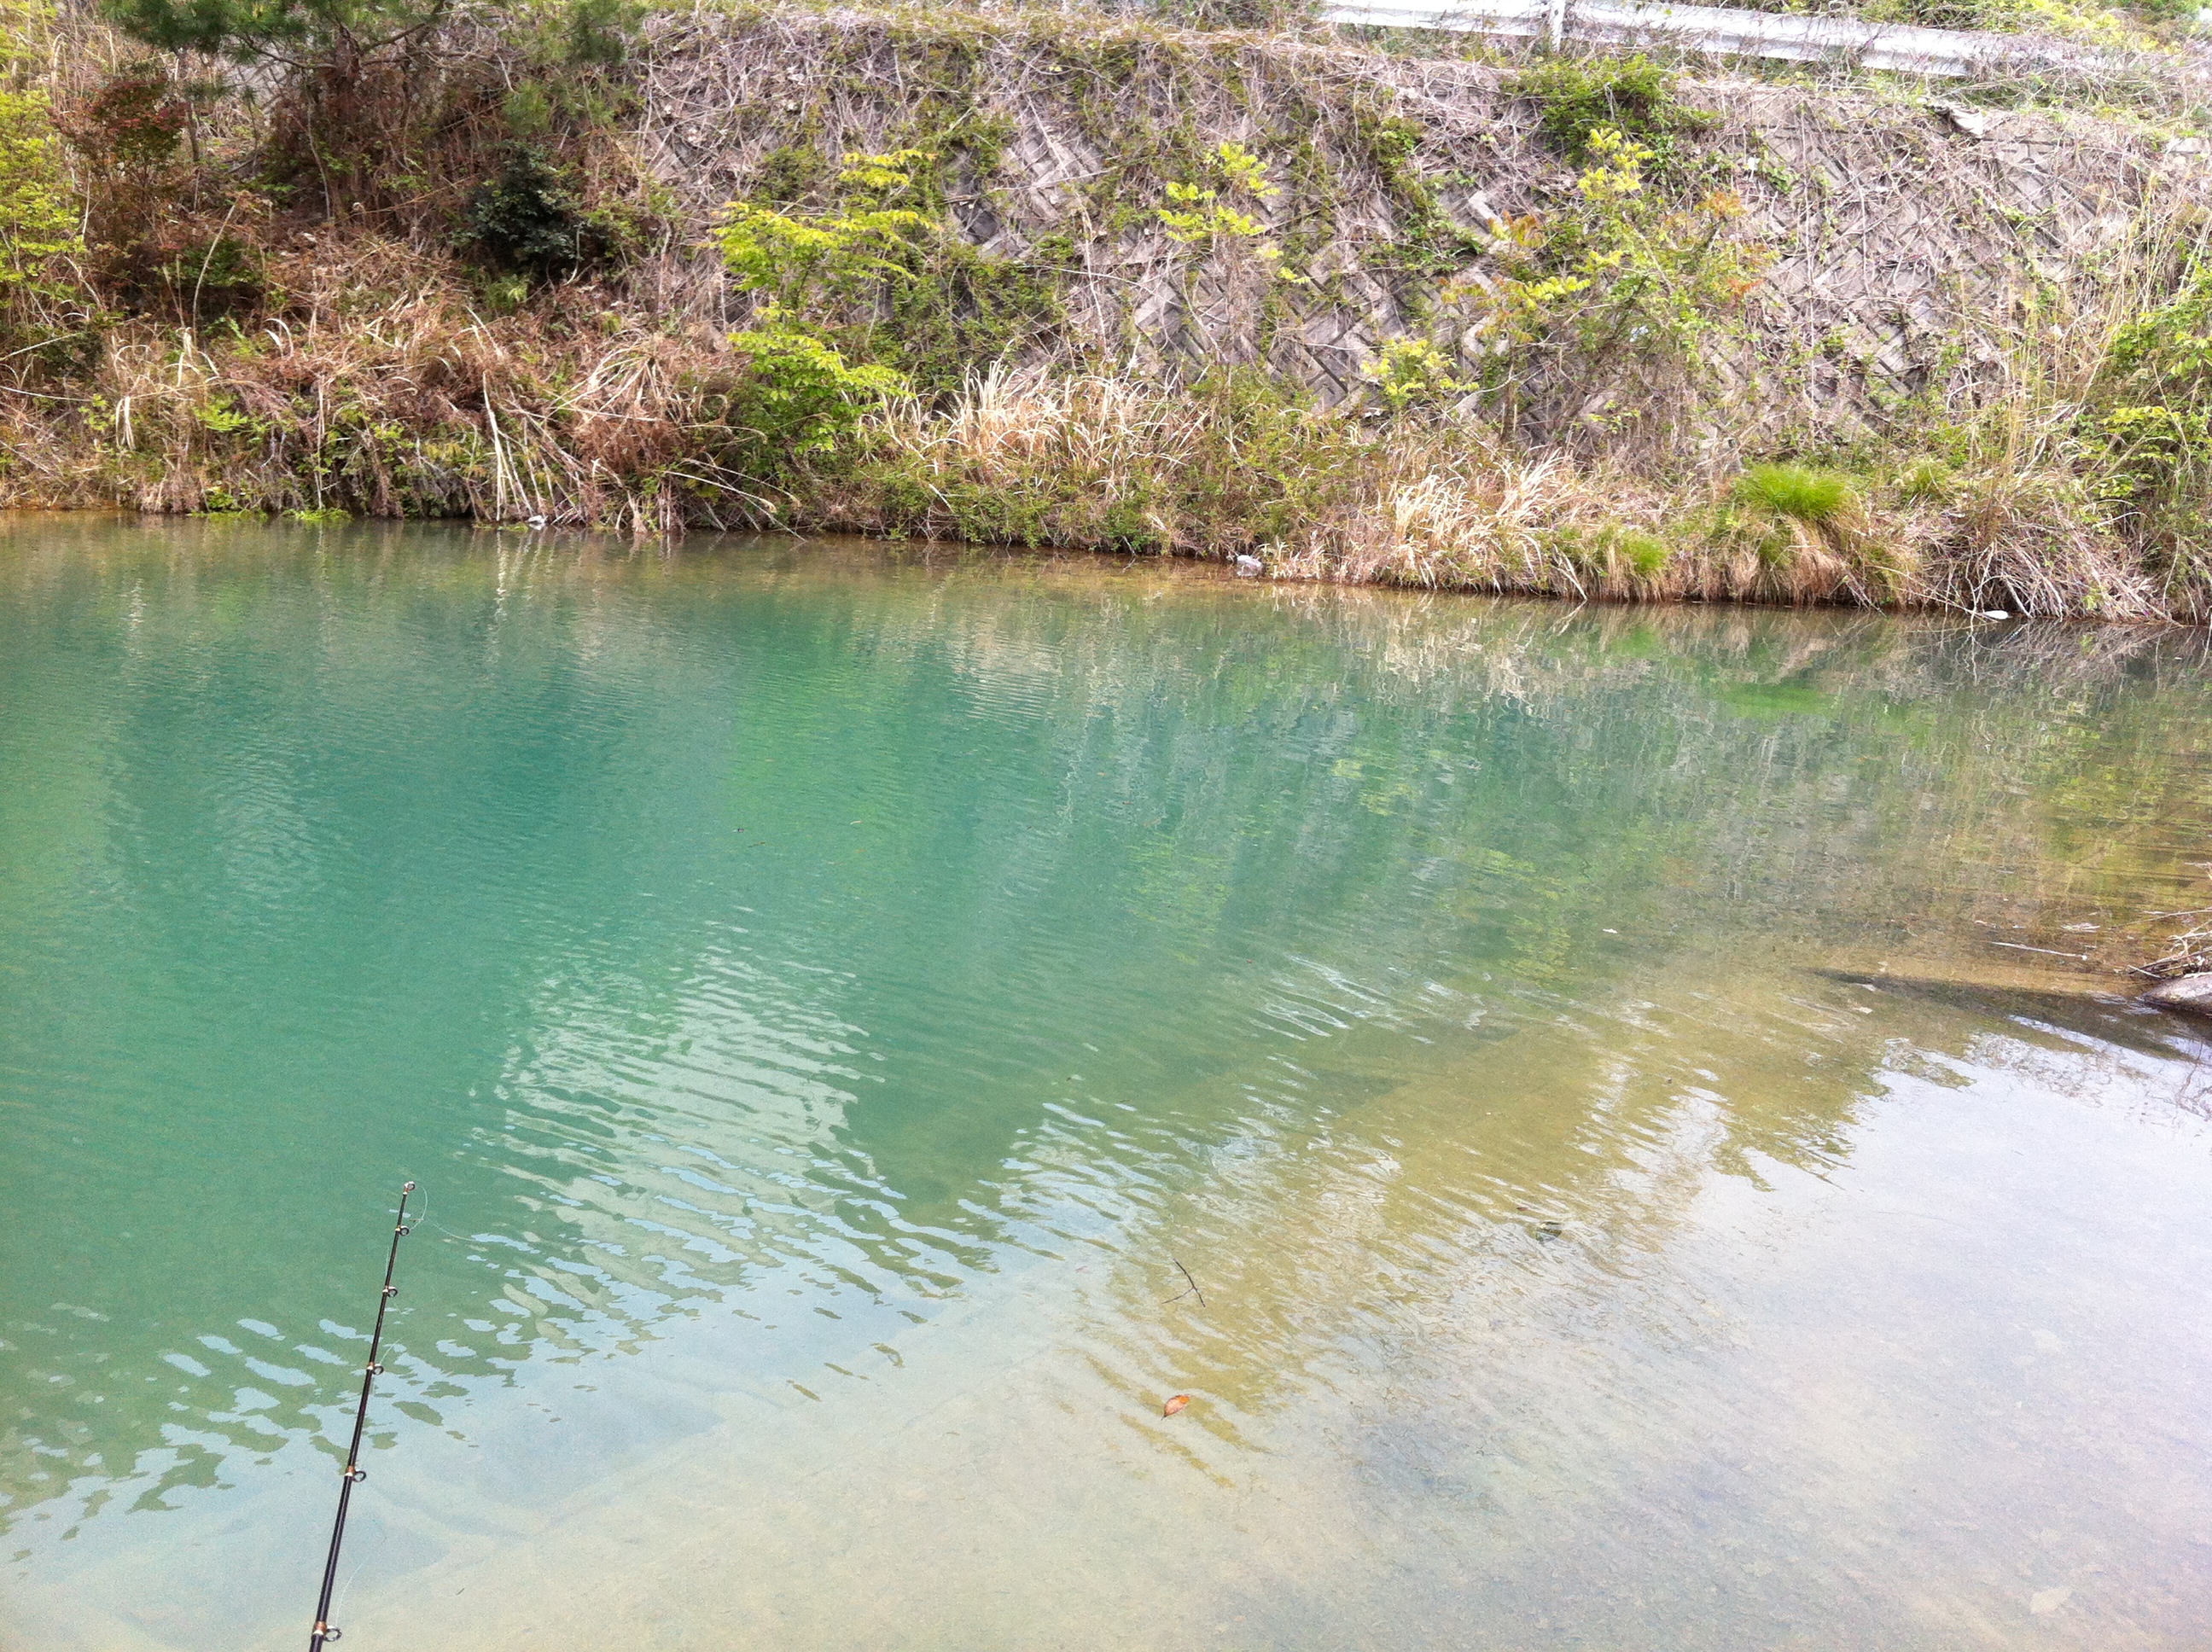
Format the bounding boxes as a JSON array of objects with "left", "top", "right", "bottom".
[{"left": 307, "top": 1180, "right": 415, "bottom": 1649}]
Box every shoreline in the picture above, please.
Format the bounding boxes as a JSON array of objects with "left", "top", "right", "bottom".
[{"left": 8, "top": 501, "right": 2208, "bottom": 628}]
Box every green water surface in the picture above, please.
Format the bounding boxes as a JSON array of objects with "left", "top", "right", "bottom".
[{"left": 2, "top": 520, "right": 2209, "bottom": 1650}]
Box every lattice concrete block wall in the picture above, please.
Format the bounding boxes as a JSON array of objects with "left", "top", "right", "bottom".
[{"left": 633, "top": 7, "right": 2205, "bottom": 447}]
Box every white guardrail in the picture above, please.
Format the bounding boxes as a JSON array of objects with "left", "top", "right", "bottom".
[{"left": 1322, "top": 0, "right": 2064, "bottom": 76}]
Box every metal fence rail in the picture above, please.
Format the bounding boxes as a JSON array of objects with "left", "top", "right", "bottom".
[{"left": 1323, "top": 0, "right": 2076, "bottom": 77}]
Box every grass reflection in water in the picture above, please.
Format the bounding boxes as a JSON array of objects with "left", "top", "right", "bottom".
[{"left": 0, "top": 521, "right": 2208, "bottom": 1650}]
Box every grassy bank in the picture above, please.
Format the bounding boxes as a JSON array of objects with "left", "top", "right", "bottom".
[
  {"left": 816, "top": 366, "right": 2161, "bottom": 615},
  {"left": 3, "top": 0, "right": 2211, "bottom": 617}
]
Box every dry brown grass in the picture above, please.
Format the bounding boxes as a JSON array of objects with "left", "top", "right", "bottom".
[
  {"left": 808, "top": 364, "right": 2180, "bottom": 615},
  {"left": 4, "top": 221, "right": 2178, "bottom": 618},
  {"left": 0, "top": 231, "right": 759, "bottom": 529}
]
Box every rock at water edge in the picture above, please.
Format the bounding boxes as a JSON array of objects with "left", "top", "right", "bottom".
[{"left": 2139, "top": 973, "right": 2212, "bottom": 1017}]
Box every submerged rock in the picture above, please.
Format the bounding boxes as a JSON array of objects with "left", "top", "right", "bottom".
[{"left": 2139, "top": 973, "right": 2212, "bottom": 1017}]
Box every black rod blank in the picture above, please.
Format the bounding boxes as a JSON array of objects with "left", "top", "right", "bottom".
[{"left": 307, "top": 1180, "right": 414, "bottom": 1649}]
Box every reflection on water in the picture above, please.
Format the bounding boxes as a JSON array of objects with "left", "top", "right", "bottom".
[{"left": 1, "top": 521, "right": 2209, "bottom": 1649}]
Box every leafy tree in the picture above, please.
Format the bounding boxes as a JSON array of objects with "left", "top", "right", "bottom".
[
  {"left": 1155, "top": 142, "right": 1305, "bottom": 284},
  {"left": 707, "top": 150, "right": 929, "bottom": 470},
  {"left": 710, "top": 148, "right": 932, "bottom": 311},
  {"left": 0, "top": 0, "right": 80, "bottom": 312},
  {"left": 0, "top": 84, "right": 77, "bottom": 298},
  {"left": 99, "top": 0, "right": 446, "bottom": 73}
]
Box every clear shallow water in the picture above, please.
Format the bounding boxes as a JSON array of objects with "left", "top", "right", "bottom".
[{"left": 2, "top": 519, "right": 2210, "bottom": 1650}]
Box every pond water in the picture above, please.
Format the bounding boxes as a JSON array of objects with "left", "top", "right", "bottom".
[{"left": 3, "top": 520, "right": 2210, "bottom": 1651}]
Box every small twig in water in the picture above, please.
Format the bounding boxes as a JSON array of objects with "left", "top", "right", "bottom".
[
  {"left": 1164, "top": 1255, "right": 1207, "bottom": 1310},
  {"left": 1989, "top": 940, "right": 2089, "bottom": 960}
]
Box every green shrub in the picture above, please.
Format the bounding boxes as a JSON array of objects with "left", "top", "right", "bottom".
[
  {"left": 1505, "top": 55, "right": 1718, "bottom": 175},
  {"left": 460, "top": 148, "right": 607, "bottom": 282},
  {"left": 1097, "top": 497, "right": 1160, "bottom": 551},
  {"left": 1477, "top": 127, "right": 1770, "bottom": 396},
  {"left": 555, "top": 0, "right": 642, "bottom": 66},
  {"left": 2088, "top": 264, "right": 2212, "bottom": 575},
  {"left": 477, "top": 272, "right": 529, "bottom": 315},
  {"left": 159, "top": 230, "right": 262, "bottom": 318},
  {"left": 722, "top": 318, "right": 906, "bottom": 472},
  {"left": 881, "top": 237, "right": 1065, "bottom": 398},
  {"left": 713, "top": 147, "right": 1063, "bottom": 399},
  {"left": 711, "top": 158, "right": 928, "bottom": 301}
]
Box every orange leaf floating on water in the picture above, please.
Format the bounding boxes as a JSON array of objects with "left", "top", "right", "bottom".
[{"left": 1162, "top": 1393, "right": 1191, "bottom": 1417}]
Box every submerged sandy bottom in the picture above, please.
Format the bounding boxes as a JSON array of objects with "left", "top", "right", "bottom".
[{"left": 18, "top": 958, "right": 2212, "bottom": 1652}]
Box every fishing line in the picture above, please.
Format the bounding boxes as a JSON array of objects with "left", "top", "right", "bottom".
[
  {"left": 306, "top": 1180, "right": 415, "bottom": 1649},
  {"left": 328, "top": 1554, "right": 370, "bottom": 1630},
  {"left": 409, "top": 1182, "right": 468, "bottom": 1242}
]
